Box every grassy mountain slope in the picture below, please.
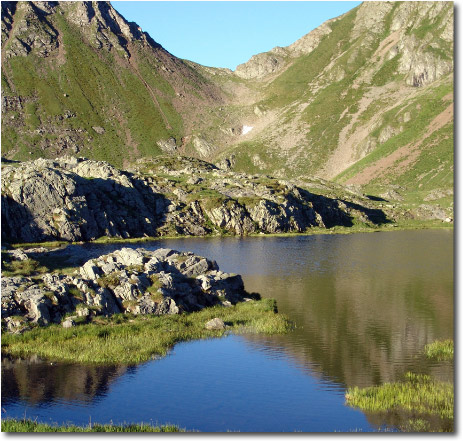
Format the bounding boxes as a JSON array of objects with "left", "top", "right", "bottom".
[
  {"left": 1, "top": 1, "right": 225, "bottom": 168},
  {"left": 213, "top": 1, "right": 453, "bottom": 201}
]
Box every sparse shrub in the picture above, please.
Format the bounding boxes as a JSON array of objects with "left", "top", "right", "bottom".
[
  {"left": 127, "top": 264, "right": 145, "bottom": 273},
  {"left": 122, "top": 299, "right": 138, "bottom": 310},
  {"left": 148, "top": 274, "right": 163, "bottom": 289},
  {"left": 147, "top": 288, "right": 164, "bottom": 303},
  {"left": 146, "top": 275, "right": 164, "bottom": 303},
  {"left": 175, "top": 255, "right": 189, "bottom": 264}
]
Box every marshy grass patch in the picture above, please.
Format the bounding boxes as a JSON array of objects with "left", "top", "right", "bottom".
[
  {"left": 345, "top": 372, "right": 453, "bottom": 422},
  {"left": 345, "top": 339, "right": 454, "bottom": 431},
  {"left": 11, "top": 240, "right": 69, "bottom": 249},
  {"left": 1, "top": 299, "right": 292, "bottom": 365},
  {"left": 424, "top": 339, "right": 453, "bottom": 362}
]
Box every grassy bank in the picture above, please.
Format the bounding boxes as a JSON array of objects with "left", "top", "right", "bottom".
[
  {"left": 246, "top": 221, "right": 452, "bottom": 238},
  {"left": 1, "top": 418, "right": 183, "bottom": 432},
  {"left": 1, "top": 298, "right": 292, "bottom": 365}
]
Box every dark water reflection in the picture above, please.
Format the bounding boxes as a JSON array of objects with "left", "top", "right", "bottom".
[
  {"left": 2, "top": 356, "right": 129, "bottom": 406},
  {"left": 1, "top": 230, "right": 453, "bottom": 431}
]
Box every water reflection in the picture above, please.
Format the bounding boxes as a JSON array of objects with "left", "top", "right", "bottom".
[
  {"left": 2, "top": 356, "right": 129, "bottom": 406},
  {"left": 235, "top": 231, "right": 453, "bottom": 388},
  {"left": 1, "top": 230, "right": 453, "bottom": 431}
]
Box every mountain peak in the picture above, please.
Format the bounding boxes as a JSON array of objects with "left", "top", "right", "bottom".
[{"left": 1, "top": 1, "right": 164, "bottom": 60}]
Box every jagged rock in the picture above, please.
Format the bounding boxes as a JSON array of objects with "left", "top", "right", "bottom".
[
  {"left": 92, "top": 126, "right": 105, "bottom": 135},
  {"left": 1, "top": 247, "right": 251, "bottom": 332},
  {"left": 235, "top": 50, "right": 287, "bottom": 79},
  {"left": 423, "top": 189, "right": 453, "bottom": 202},
  {"left": 1, "top": 96, "right": 22, "bottom": 113},
  {"left": 2, "top": 2, "right": 59, "bottom": 59},
  {"left": 412, "top": 204, "right": 451, "bottom": 221},
  {"left": 287, "top": 21, "right": 333, "bottom": 56},
  {"left": 25, "top": 292, "right": 52, "bottom": 325},
  {"left": 6, "top": 249, "right": 29, "bottom": 261},
  {"left": 216, "top": 155, "right": 236, "bottom": 171},
  {"left": 113, "top": 248, "right": 145, "bottom": 266},
  {"left": 157, "top": 137, "right": 177, "bottom": 154},
  {"left": 378, "top": 125, "right": 400, "bottom": 144},
  {"left": 380, "top": 189, "right": 404, "bottom": 201},
  {"left": 81, "top": 261, "right": 101, "bottom": 280},
  {"left": 205, "top": 201, "right": 256, "bottom": 235},
  {"left": 192, "top": 136, "right": 216, "bottom": 157}
]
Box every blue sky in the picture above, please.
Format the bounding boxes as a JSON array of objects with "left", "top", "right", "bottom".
[{"left": 112, "top": 1, "right": 361, "bottom": 70}]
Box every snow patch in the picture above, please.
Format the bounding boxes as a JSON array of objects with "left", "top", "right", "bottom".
[{"left": 242, "top": 125, "right": 253, "bottom": 135}]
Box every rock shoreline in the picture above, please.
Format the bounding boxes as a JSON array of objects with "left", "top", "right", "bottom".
[
  {"left": 1, "top": 247, "right": 254, "bottom": 333},
  {"left": 1, "top": 156, "right": 388, "bottom": 243}
]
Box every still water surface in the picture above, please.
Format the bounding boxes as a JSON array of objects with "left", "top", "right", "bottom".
[{"left": 2, "top": 230, "right": 453, "bottom": 432}]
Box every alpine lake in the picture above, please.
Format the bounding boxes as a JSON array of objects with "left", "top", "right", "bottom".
[{"left": 1, "top": 230, "right": 454, "bottom": 432}]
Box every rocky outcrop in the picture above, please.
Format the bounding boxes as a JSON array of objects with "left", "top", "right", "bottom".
[
  {"left": 192, "top": 136, "right": 216, "bottom": 158},
  {"left": 156, "top": 137, "right": 178, "bottom": 154},
  {"left": 1, "top": 1, "right": 59, "bottom": 59},
  {"left": 1, "top": 247, "right": 252, "bottom": 333},
  {"left": 1, "top": 1, "right": 159, "bottom": 60},
  {"left": 234, "top": 17, "right": 336, "bottom": 79},
  {"left": 1, "top": 156, "right": 388, "bottom": 243},
  {"left": 234, "top": 48, "right": 288, "bottom": 80},
  {"left": 1, "top": 157, "right": 164, "bottom": 242}
]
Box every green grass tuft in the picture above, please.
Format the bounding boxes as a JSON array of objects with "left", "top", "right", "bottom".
[
  {"left": 1, "top": 258, "right": 48, "bottom": 277},
  {"left": 424, "top": 339, "right": 453, "bottom": 362},
  {"left": 1, "top": 418, "right": 183, "bottom": 433}
]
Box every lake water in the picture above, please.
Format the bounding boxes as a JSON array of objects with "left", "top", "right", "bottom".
[{"left": 1, "top": 230, "right": 454, "bottom": 432}]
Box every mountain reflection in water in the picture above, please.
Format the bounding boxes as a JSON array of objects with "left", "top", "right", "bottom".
[
  {"left": 151, "top": 230, "right": 452, "bottom": 388},
  {"left": 2, "top": 356, "right": 129, "bottom": 406}
]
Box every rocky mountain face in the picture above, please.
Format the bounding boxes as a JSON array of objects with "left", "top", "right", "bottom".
[
  {"left": 2, "top": 246, "right": 250, "bottom": 332},
  {"left": 1, "top": 155, "right": 390, "bottom": 244},
  {"left": 1, "top": 1, "right": 225, "bottom": 167}
]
